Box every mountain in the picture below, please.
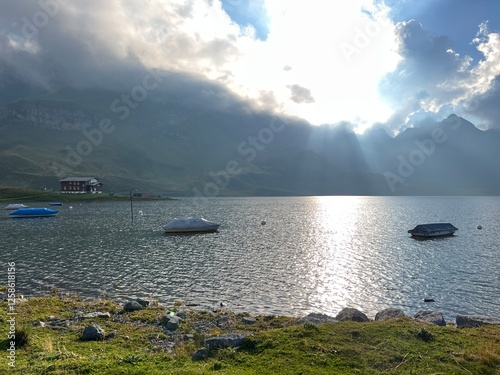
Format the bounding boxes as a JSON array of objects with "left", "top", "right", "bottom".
[{"left": 0, "top": 86, "right": 499, "bottom": 196}]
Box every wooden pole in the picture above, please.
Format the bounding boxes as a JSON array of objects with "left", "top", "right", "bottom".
[{"left": 130, "top": 190, "right": 134, "bottom": 222}]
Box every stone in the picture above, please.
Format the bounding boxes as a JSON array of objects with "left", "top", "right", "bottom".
[
  {"left": 136, "top": 298, "right": 150, "bottom": 307},
  {"left": 82, "top": 312, "right": 111, "bottom": 319},
  {"left": 413, "top": 310, "right": 446, "bottom": 326},
  {"left": 456, "top": 315, "right": 500, "bottom": 328},
  {"left": 81, "top": 325, "right": 105, "bottom": 341},
  {"left": 123, "top": 301, "right": 143, "bottom": 311},
  {"left": 206, "top": 333, "right": 248, "bottom": 350},
  {"left": 335, "top": 308, "right": 370, "bottom": 322},
  {"left": 296, "top": 312, "right": 337, "bottom": 325},
  {"left": 192, "top": 347, "right": 209, "bottom": 361},
  {"left": 242, "top": 317, "right": 257, "bottom": 325},
  {"left": 375, "top": 308, "right": 408, "bottom": 321},
  {"left": 216, "top": 316, "right": 230, "bottom": 326},
  {"left": 165, "top": 315, "right": 183, "bottom": 331}
]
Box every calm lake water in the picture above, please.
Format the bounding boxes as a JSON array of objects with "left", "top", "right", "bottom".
[{"left": 1, "top": 196, "right": 499, "bottom": 321}]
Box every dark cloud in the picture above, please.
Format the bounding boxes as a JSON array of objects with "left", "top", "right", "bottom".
[{"left": 288, "top": 84, "right": 315, "bottom": 104}]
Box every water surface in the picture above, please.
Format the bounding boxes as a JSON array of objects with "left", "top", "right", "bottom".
[{"left": 1, "top": 196, "right": 499, "bottom": 320}]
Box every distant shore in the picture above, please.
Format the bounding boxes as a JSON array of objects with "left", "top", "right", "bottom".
[{"left": 0, "top": 187, "right": 172, "bottom": 203}]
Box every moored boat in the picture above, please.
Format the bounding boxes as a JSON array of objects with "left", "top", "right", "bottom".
[
  {"left": 408, "top": 223, "right": 458, "bottom": 238},
  {"left": 9, "top": 207, "right": 59, "bottom": 218},
  {"left": 4, "top": 203, "right": 29, "bottom": 210},
  {"left": 163, "top": 217, "right": 220, "bottom": 233}
]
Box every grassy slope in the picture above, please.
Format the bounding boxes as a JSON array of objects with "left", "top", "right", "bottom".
[{"left": 0, "top": 295, "right": 498, "bottom": 374}]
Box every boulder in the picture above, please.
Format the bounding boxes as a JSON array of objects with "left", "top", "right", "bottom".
[
  {"left": 456, "top": 315, "right": 500, "bottom": 328},
  {"left": 123, "top": 301, "right": 143, "bottom": 311},
  {"left": 136, "top": 298, "right": 150, "bottom": 307},
  {"left": 81, "top": 324, "right": 105, "bottom": 341},
  {"left": 165, "top": 315, "right": 183, "bottom": 331},
  {"left": 296, "top": 312, "right": 337, "bottom": 325},
  {"left": 206, "top": 333, "right": 248, "bottom": 350},
  {"left": 375, "top": 308, "right": 408, "bottom": 321},
  {"left": 192, "top": 347, "right": 209, "bottom": 361},
  {"left": 413, "top": 310, "right": 446, "bottom": 326},
  {"left": 335, "top": 308, "right": 369, "bottom": 322}
]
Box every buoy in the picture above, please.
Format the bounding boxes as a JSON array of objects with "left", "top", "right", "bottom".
[
  {"left": 69, "top": 206, "right": 73, "bottom": 210},
  {"left": 138, "top": 210, "right": 144, "bottom": 216},
  {"left": 476, "top": 225, "right": 482, "bottom": 230},
  {"left": 261, "top": 220, "right": 266, "bottom": 225}
]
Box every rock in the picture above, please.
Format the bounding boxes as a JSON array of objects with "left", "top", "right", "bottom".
[
  {"left": 136, "top": 298, "right": 150, "bottom": 307},
  {"left": 192, "top": 347, "right": 209, "bottom": 361},
  {"left": 81, "top": 325, "right": 105, "bottom": 341},
  {"left": 176, "top": 311, "right": 187, "bottom": 319},
  {"left": 165, "top": 315, "right": 183, "bottom": 331},
  {"left": 216, "top": 316, "right": 230, "bottom": 327},
  {"left": 296, "top": 313, "right": 338, "bottom": 325},
  {"left": 375, "top": 308, "right": 408, "bottom": 321},
  {"left": 456, "top": 315, "right": 500, "bottom": 328},
  {"left": 82, "top": 312, "right": 111, "bottom": 319},
  {"left": 335, "top": 308, "right": 370, "bottom": 322},
  {"left": 105, "top": 332, "right": 116, "bottom": 340},
  {"left": 123, "top": 301, "right": 143, "bottom": 311},
  {"left": 414, "top": 310, "right": 446, "bottom": 326},
  {"left": 242, "top": 317, "right": 257, "bottom": 325},
  {"left": 206, "top": 333, "right": 248, "bottom": 350},
  {"left": 33, "top": 320, "right": 46, "bottom": 327}
]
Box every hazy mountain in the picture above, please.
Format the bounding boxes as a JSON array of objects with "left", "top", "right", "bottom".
[{"left": 0, "top": 84, "right": 498, "bottom": 196}]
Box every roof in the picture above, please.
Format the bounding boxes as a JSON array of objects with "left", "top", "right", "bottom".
[{"left": 60, "top": 177, "right": 98, "bottom": 182}]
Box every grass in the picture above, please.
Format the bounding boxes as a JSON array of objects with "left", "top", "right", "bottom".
[{"left": 0, "top": 294, "right": 499, "bottom": 374}]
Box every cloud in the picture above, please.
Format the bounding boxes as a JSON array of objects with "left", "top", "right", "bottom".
[
  {"left": 0, "top": 0, "right": 401, "bottom": 127},
  {"left": 288, "top": 84, "right": 315, "bottom": 104},
  {"left": 379, "top": 19, "right": 500, "bottom": 132}
]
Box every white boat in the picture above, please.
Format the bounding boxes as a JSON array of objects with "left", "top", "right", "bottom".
[
  {"left": 408, "top": 223, "right": 458, "bottom": 238},
  {"left": 4, "top": 203, "right": 29, "bottom": 210},
  {"left": 163, "top": 217, "right": 220, "bottom": 233}
]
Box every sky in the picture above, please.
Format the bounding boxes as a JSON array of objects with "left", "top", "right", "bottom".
[{"left": 1, "top": 0, "right": 500, "bottom": 134}]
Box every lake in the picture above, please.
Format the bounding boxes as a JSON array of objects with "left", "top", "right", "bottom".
[{"left": 1, "top": 196, "right": 499, "bottom": 321}]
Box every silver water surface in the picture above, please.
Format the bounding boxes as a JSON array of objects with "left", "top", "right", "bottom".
[{"left": 1, "top": 196, "right": 499, "bottom": 320}]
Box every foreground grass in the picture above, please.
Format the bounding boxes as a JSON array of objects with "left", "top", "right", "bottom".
[{"left": 0, "top": 295, "right": 499, "bottom": 374}]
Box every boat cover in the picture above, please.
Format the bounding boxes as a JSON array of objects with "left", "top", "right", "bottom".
[
  {"left": 4, "top": 203, "right": 29, "bottom": 210},
  {"left": 163, "top": 217, "right": 219, "bottom": 231},
  {"left": 408, "top": 223, "right": 458, "bottom": 234},
  {"left": 9, "top": 207, "right": 59, "bottom": 217}
]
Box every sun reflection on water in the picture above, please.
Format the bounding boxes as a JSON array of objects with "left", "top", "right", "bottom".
[{"left": 303, "top": 196, "right": 366, "bottom": 314}]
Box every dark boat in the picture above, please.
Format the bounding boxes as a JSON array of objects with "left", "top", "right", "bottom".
[{"left": 408, "top": 223, "right": 458, "bottom": 238}]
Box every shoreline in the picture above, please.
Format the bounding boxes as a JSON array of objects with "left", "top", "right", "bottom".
[{"left": 1, "top": 292, "right": 499, "bottom": 374}]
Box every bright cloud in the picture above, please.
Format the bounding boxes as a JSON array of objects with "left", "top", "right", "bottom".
[{"left": 1, "top": 0, "right": 500, "bottom": 130}]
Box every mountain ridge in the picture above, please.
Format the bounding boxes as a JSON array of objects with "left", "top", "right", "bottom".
[{"left": 0, "top": 89, "right": 498, "bottom": 196}]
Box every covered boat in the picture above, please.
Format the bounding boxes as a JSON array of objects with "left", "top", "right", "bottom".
[
  {"left": 163, "top": 217, "right": 220, "bottom": 233},
  {"left": 408, "top": 223, "right": 458, "bottom": 237},
  {"left": 9, "top": 207, "right": 59, "bottom": 218},
  {"left": 4, "top": 203, "right": 29, "bottom": 210}
]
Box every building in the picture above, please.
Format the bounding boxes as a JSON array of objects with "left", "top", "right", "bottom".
[{"left": 60, "top": 177, "right": 103, "bottom": 194}]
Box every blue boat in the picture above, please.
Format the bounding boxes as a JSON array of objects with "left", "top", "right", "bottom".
[
  {"left": 49, "top": 202, "right": 63, "bottom": 206},
  {"left": 9, "top": 208, "right": 59, "bottom": 218},
  {"left": 408, "top": 223, "right": 458, "bottom": 238}
]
